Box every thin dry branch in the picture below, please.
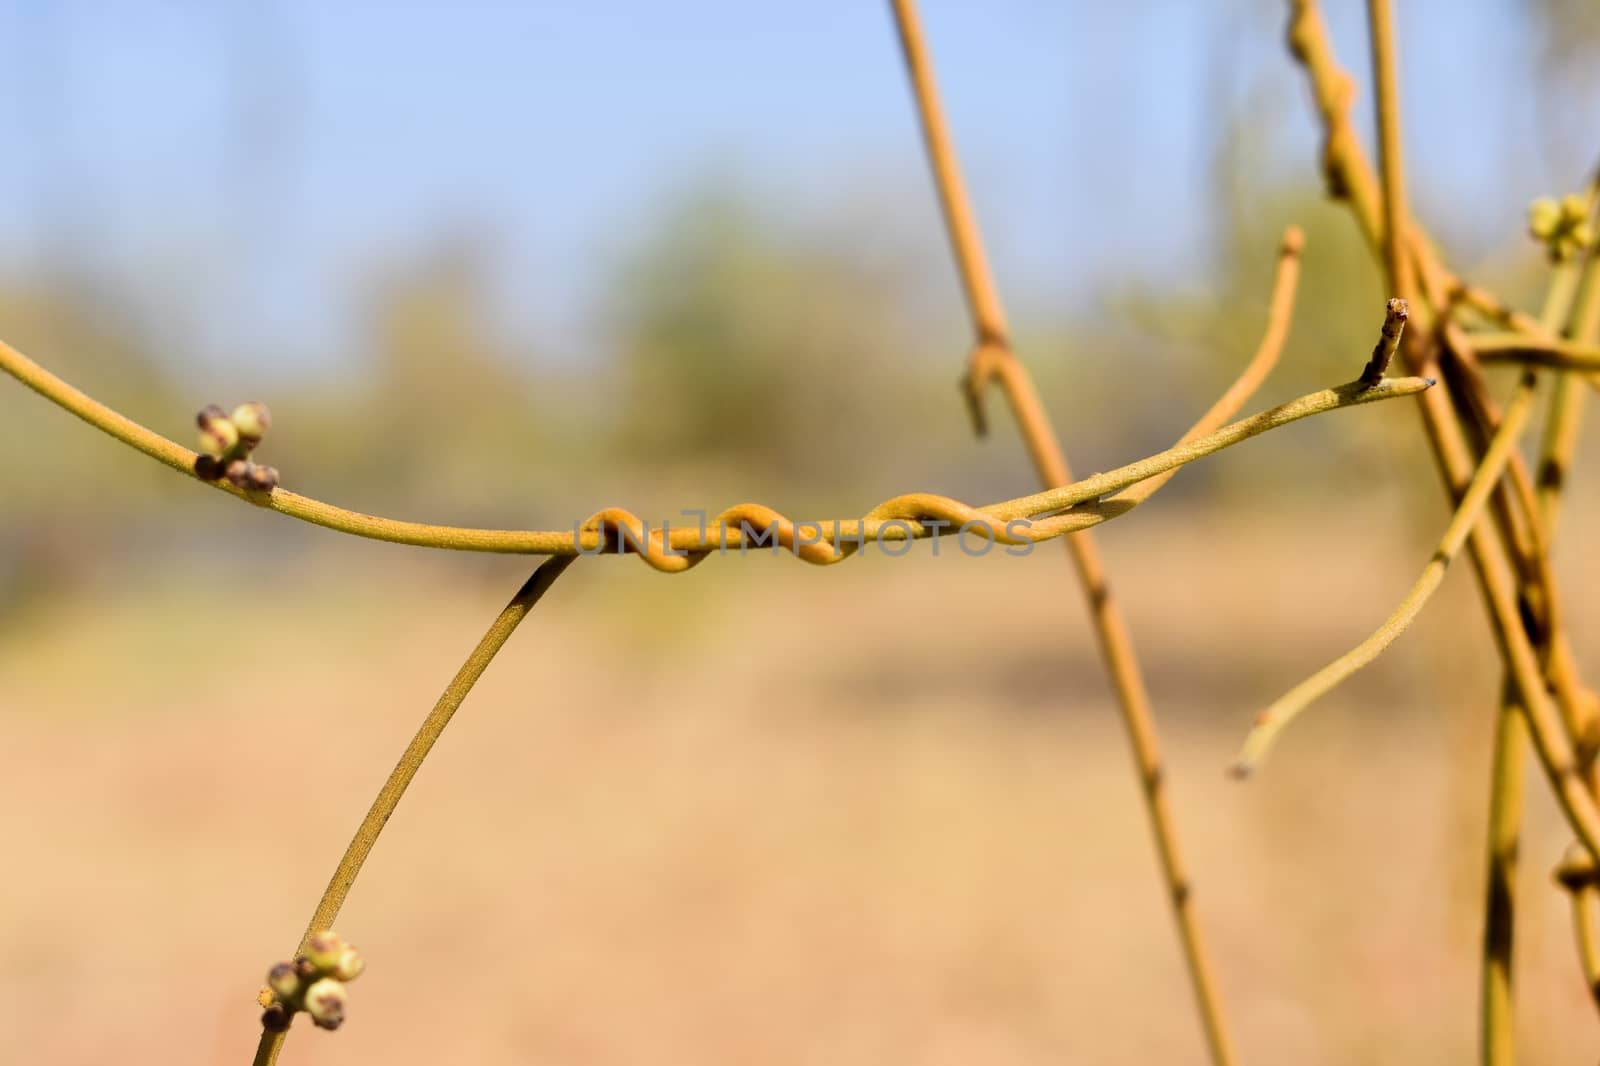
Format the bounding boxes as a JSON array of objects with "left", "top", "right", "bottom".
[
  {"left": 1472, "top": 333, "right": 1600, "bottom": 372},
  {"left": 1284, "top": 12, "right": 1600, "bottom": 1059},
  {"left": 1366, "top": 0, "right": 1411, "bottom": 303},
  {"left": 886, "top": 4, "right": 1309, "bottom": 1062},
  {"left": 1480, "top": 246, "right": 1591, "bottom": 1066},
  {"left": 1483, "top": 684, "right": 1528, "bottom": 1066},
  {"left": 251, "top": 556, "right": 575, "bottom": 1066},
  {"left": 1287, "top": 0, "right": 1600, "bottom": 850},
  {"left": 1555, "top": 844, "right": 1600, "bottom": 1014},
  {"left": 1233, "top": 372, "right": 1537, "bottom": 775}
]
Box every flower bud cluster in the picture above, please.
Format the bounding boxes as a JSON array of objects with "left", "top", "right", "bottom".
[
  {"left": 1528, "top": 194, "right": 1595, "bottom": 262},
  {"left": 257, "top": 930, "right": 365, "bottom": 1033},
  {"left": 194, "top": 402, "right": 279, "bottom": 490}
]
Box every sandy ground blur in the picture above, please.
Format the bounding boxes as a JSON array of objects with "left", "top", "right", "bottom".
[{"left": 2, "top": 499, "right": 1599, "bottom": 1065}]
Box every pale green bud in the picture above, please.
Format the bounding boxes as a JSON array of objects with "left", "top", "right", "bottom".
[
  {"left": 197, "top": 406, "right": 240, "bottom": 458},
  {"left": 303, "top": 977, "right": 348, "bottom": 1031},
  {"left": 331, "top": 947, "right": 365, "bottom": 982},
  {"left": 303, "top": 931, "right": 348, "bottom": 974},
  {"left": 1529, "top": 197, "right": 1562, "bottom": 239},
  {"left": 230, "top": 402, "right": 272, "bottom": 445},
  {"left": 266, "top": 960, "right": 301, "bottom": 1003}
]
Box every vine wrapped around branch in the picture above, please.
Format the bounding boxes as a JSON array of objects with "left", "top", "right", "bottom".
[{"left": 0, "top": 336, "right": 1431, "bottom": 569}]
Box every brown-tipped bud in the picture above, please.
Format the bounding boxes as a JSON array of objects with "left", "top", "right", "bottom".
[
  {"left": 231, "top": 402, "right": 272, "bottom": 444},
  {"left": 197, "top": 407, "right": 240, "bottom": 458},
  {"left": 331, "top": 947, "right": 365, "bottom": 982},
  {"left": 303, "top": 977, "right": 348, "bottom": 1031},
  {"left": 1529, "top": 197, "right": 1562, "bottom": 240},
  {"left": 304, "top": 931, "right": 348, "bottom": 974},
  {"left": 1555, "top": 842, "right": 1598, "bottom": 892},
  {"left": 293, "top": 956, "right": 318, "bottom": 980},
  {"left": 224, "top": 459, "right": 253, "bottom": 488},
  {"left": 261, "top": 1002, "right": 292, "bottom": 1033},
  {"left": 245, "top": 464, "right": 280, "bottom": 491},
  {"left": 266, "top": 960, "right": 302, "bottom": 1003}
]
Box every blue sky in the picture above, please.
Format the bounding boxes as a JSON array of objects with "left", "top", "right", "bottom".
[{"left": 0, "top": 1, "right": 1582, "bottom": 370}]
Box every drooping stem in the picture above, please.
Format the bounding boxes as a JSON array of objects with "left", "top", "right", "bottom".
[
  {"left": 1233, "top": 373, "right": 1536, "bottom": 774},
  {"left": 251, "top": 555, "right": 575, "bottom": 1066}
]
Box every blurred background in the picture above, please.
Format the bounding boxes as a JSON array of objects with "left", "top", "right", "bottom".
[{"left": 2, "top": 1, "right": 1599, "bottom": 1063}]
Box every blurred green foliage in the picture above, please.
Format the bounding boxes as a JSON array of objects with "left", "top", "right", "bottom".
[{"left": 609, "top": 186, "right": 929, "bottom": 483}]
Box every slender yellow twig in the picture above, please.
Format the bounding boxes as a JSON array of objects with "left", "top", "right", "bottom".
[
  {"left": 251, "top": 555, "right": 575, "bottom": 1066},
  {"left": 1471, "top": 333, "right": 1600, "bottom": 372},
  {"left": 886, "top": 5, "right": 1302, "bottom": 1063},
  {"left": 1288, "top": 0, "right": 1383, "bottom": 247},
  {"left": 886, "top": 3, "right": 1007, "bottom": 349},
  {"left": 1537, "top": 277, "right": 1596, "bottom": 529},
  {"left": 983, "top": 378, "right": 1431, "bottom": 521},
  {"left": 884, "top": 228, "right": 1304, "bottom": 541},
  {"left": 1482, "top": 683, "right": 1528, "bottom": 1066},
  {"left": 1118, "top": 227, "right": 1305, "bottom": 501},
  {"left": 1286, "top": 0, "right": 1600, "bottom": 869},
  {"left": 1573, "top": 884, "right": 1600, "bottom": 1010},
  {"left": 1233, "top": 373, "right": 1537, "bottom": 774},
  {"left": 1366, "top": 0, "right": 1411, "bottom": 303},
  {"left": 1449, "top": 283, "right": 1553, "bottom": 338},
  {"left": 1540, "top": 187, "right": 1600, "bottom": 1034},
  {"left": 1479, "top": 252, "right": 1587, "bottom": 1066},
  {"left": 1416, "top": 247, "right": 1593, "bottom": 757},
  {"left": 0, "top": 335, "right": 1426, "bottom": 565},
  {"left": 1555, "top": 844, "right": 1600, "bottom": 1014},
  {"left": 1286, "top": 11, "right": 1600, "bottom": 1056},
  {"left": 1287, "top": 0, "right": 1547, "bottom": 388},
  {"left": 1476, "top": 523, "right": 1600, "bottom": 862}
]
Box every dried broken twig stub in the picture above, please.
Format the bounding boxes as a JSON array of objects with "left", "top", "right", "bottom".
[{"left": 1359, "top": 298, "right": 1409, "bottom": 387}]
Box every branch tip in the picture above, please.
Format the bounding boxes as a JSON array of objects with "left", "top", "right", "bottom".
[{"left": 1358, "top": 297, "right": 1409, "bottom": 387}]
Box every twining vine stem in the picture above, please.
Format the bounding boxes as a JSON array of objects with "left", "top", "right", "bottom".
[{"left": 0, "top": 335, "right": 1427, "bottom": 567}]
